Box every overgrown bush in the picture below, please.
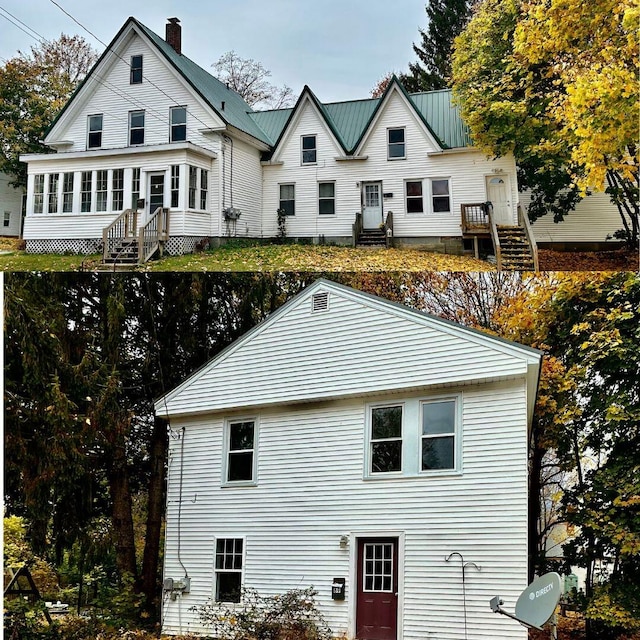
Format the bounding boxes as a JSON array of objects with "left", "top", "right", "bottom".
[
  {"left": 276, "top": 208, "right": 287, "bottom": 243},
  {"left": 192, "top": 586, "right": 332, "bottom": 640}
]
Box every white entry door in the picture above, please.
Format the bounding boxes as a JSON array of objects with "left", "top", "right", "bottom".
[
  {"left": 485, "top": 175, "right": 511, "bottom": 224},
  {"left": 362, "top": 182, "right": 383, "bottom": 229}
]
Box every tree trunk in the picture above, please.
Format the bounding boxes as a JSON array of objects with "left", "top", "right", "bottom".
[
  {"left": 140, "top": 415, "right": 168, "bottom": 613},
  {"left": 528, "top": 423, "right": 546, "bottom": 582}
]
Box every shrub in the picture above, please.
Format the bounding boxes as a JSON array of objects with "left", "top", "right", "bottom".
[{"left": 192, "top": 586, "right": 332, "bottom": 640}]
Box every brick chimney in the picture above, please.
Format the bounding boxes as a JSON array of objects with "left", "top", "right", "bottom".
[{"left": 166, "top": 18, "right": 181, "bottom": 55}]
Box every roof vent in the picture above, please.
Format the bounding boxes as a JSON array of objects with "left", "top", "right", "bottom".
[{"left": 312, "top": 292, "right": 329, "bottom": 313}]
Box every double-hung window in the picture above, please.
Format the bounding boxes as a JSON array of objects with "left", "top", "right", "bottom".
[
  {"left": 188, "top": 166, "right": 197, "bottom": 209},
  {"left": 170, "top": 106, "right": 187, "bottom": 142},
  {"left": 171, "top": 165, "right": 180, "bottom": 208},
  {"left": 318, "top": 182, "right": 335, "bottom": 215},
  {"left": 130, "top": 55, "right": 143, "bottom": 84},
  {"left": 200, "top": 169, "right": 208, "bottom": 210},
  {"left": 129, "top": 111, "right": 145, "bottom": 146},
  {"left": 431, "top": 179, "right": 451, "bottom": 213},
  {"left": 226, "top": 420, "right": 256, "bottom": 483},
  {"left": 3, "top": 212, "right": 10, "bottom": 227},
  {"left": 87, "top": 114, "right": 103, "bottom": 149},
  {"left": 301, "top": 135, "right": 317, "bottom": 164},
  {"left": 131, "top": 168, "right": 141, "bottom": 209},
  {"left": 279, "top": 184, "right": 295, "bottom": 216},
  {"left": 406, "top": 181, "right": 424, "bottom": 213},
  {"left": 48, "top": 173, "right": 59, "bottom": 214},
  {"left": 421, "top": 399, "right": 457, "bottom": 471},
  {"left": 81, "top": 171, "right": 92, "bottom": 212},
  {"left": 215, "top": 538, "right": 244, "bottom": 603},
  {"left": 112, "top": 169, "right": 124, "bottom": 211},
  {"left": 33, "top": 175, "right": 44, "bottom": 214},
  {"left": 62, "top": 172, "right": 74, "bottom": 213},
  {"left": 388, "top": 128, "right": 405, "bottom": 159},
  {"left": 370, "top": 405, "right": 403, "bottom": 474},
  {"left": 96, "top": 170, "right": 108, "bottom": 212}
]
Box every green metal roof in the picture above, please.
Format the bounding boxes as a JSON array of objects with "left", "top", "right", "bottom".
[{"left": 247, "top": 84, "right": 471, "bottom": 153}]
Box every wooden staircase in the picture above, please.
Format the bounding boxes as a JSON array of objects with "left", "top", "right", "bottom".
[
  {"left": 496, "top": 225, "right": 536, "bottom": 270},
  {"left": 356, "top": 228, "right": 387, "bottom": 247},
  {"left": 103, "top": 237, "right": 140, "bottom": 266}
]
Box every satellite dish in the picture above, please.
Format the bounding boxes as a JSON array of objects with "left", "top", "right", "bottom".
[
  {"left": 490, "top": 572, "right": 562, "bottom": 630},
  {"left": 515, "top": 572, "right": 562, "bottom": 629}
]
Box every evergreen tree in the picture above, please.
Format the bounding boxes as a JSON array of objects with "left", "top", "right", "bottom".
[{"left": 403, "top": 0, "right": 472, "bottom": 92}]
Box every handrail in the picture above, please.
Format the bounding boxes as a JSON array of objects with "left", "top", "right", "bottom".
[
  {"left": 384, "top": 210, "right": 394, "bottom": 249},
  {"left": 352, "top": 211, "right": 363, "bottom": 247},
  {"left": 518, "top": 203, "right": 540, "bottom": 271},
  {"left": 102, "top": 209, "right": 137, "bottom": 263},
  {"left": 139, "top": 207, "right": 169, "bottom": 263},
  {"left": 487, "top": 205, "right": 503, "bottom": 271}
]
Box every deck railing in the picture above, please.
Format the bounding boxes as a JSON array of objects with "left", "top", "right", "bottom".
[
  {"left": 518, "top": 204, "right": 539, "bottom": 271},
  {"left": 461, "top": 203, "right": 490, "bottom": 234},
  {"left": 352, "top": 212, "right": 363, "bottom": 247},
  {"left": 384, "top": 210, "right": 394, "bottom": 249},
  {"left": 487, "top": 204, "right": 503, "bottom": 271},
  {"left": 139, "top": 207, "right": 169, "bottom": 263},
  {"left": 102, "top": 209, "right": 137, "bottom": 262}
]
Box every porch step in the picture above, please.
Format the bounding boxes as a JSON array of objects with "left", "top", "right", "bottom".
[
  {"left": 103, "top": 238, "right": 140, "bottom": 265},
  {"left": 497, "top": 226, "right": 535, "bottom": 270},
  {"left": 357, "top": 229, "right": 387, "bottom": 248}
]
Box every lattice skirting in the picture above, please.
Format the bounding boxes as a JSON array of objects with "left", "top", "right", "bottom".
[
  {"left": 26, "top": 236, "right": 211, "bottom": 256},
  {"left": 164, "top": 236, "right": 210, "bottom": 255},
  {"left": 26, "top": 238, "right": 103, "bottom": 254}
]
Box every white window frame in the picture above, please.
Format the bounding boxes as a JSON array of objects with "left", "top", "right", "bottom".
[
  {"left": 318, "top": 181, "right": 335, "bottom": 215},
  {"left": 301, "top": 134, "right": 317, "bottom": 165},
  {"left": 170, "top": 106, "right": 187, "bottom": 142},
  {"left": 129, "top": 110, "right": 145, "bottom": 146},
  {"left": 429, "top": 178, "right": 451, "bottom": 214},
  {"left": 61, "top": 172, "right": 74, "bottom": 213},
  {"left": 33, "top": 174, "right": 45, "bottom": 214},
  {"left": 3, "top": 211, "right": 11, "bottom": 227},
  {"left": 419, "top": 395, "right": 462, "bottom": 475},
  {"left": 279, "top": 183, "right": 295, "bottom": 216},
  {"left": 130, "top": 54, "right": 143, "bottom": 84},
  {"left": 222, "top": 418, "right": 258, "bottom": 486},
  {"left": 387, "top": 127, "right": 406, "bottom": 160},
  {"left": 80, "top": 171, "right": 93, "bottom": 213},
  {"left": 112, "top": 168, "right": 124, "bottom": 211},
  {"left": 170, "top": 165, "right": 180, "bottom": 208},
  {"left": 365, "top": 403, "right": 404, "bottom": 478},
  {"left": 213, "top": 536, "right": 246, "bottom": 603},
  {"left": 95, "top": 169, "right": 108, "bottom": 212},
  {"left": 47, "top": 173, "right": 60, "bottom": 214},
  {"left": 199, "top": 168, "right": 209, "bottom": 211},
  {"left": 405, "top": 179, "right": 424, "bottom": 215},
  {"left": 87, "top": 114, "right": 103, "bottom": 149}
]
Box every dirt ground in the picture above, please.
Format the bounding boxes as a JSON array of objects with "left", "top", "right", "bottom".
[{"left": 529, "top": 614, "right": 640, "bottom": 640}]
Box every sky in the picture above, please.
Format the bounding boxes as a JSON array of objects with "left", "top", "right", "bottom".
[{"left": 0, "top": 0, "right": 427, "bottom": 103}]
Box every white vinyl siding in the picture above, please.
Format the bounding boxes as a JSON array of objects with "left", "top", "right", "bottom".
[{"left": 162, "top": 381, "right": 529, "bottom": 640}]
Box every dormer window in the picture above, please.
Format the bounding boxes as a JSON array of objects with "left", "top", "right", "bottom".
[
  {"left": 388, "top": 128, "right": 405, "bottom": 159},
  {"left": 87, "top": 114, "right": 103, "bottom": 149},
  {"left": 130, "top": 55, "right": 143, "bottom": 84},
  {"left": 301, "top": 135, "right": 317, "bottom": 164}
]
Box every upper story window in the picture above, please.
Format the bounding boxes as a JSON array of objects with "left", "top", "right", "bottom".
[
  {"left": 370, "top": 405, "right": 403, "bottom": 474},
  {"left": 130, "top": 55, "right": 143, "bottom": 84},
  {"left": 406, "top": 181, "right": 424, "bottom": 214},
  {"left": 170, "top": 106, "right": 187, "bottom": 142},
  {"left": 431, "top": 179, "right": 451, "bottom": 213},
  {"left": 421, "top": 398, "right": 457, "bottom": 471},
  {"left": 87, "top": 114, "right": 103, "bottom": 149},
  {"left": 279, "top": 184, "right": 295, "bottom": 216},
  {"left": 225, "top": 420, "right": 256, "bottom": 483},
  {"left": 129, "top": 111, "right": 145, "bottom": 146},
  {"left": 388, "top": 128, "right": 405, "bottom": 160},
  {"left": 301, "top": 135, "right": 317, "bottom": 164}
]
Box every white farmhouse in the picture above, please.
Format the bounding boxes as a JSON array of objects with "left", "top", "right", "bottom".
[
  {"left": 155, "top": 279, "right": 542, "bottom": 640},
  {"left": 0, "top": 172, "right": 25, "bottom": 237}
]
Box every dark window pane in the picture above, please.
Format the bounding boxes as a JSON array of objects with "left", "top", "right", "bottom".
[
  {"left": 432, "top": 179, "right": 449, "bottom": 196},
  {"left": 406, "top": 181, "right": 422, "bottom": 197},
  {"left": 216, "top": 573, "right": 241, "bottom": 602},
  {"left": 319, "top": 183, "right": 334, "bottom": 198},
  {"left": 130, "top": 129, "right": 144, "bottom": 145},
  {"left": 172, "top": 107, "right": 186, "bottom": 124},
  {"left": 389, "top": 143, "right": 405, "bottom": 158},
  {"left": 372, "top": 441, "right": 401, "bottom": 473},
  {"left": 172, "top": 125, "right": 186, "bottom": 142},
  {"left": 407, "top": 198, "right": 423, "bottom": 213},
  {"left": 372, "top": 406, "right": 402, "bottom": 439},
  {"left": 388, "top": 129, "right": 404, "bottom": 143},
  {"left": 302, "top": 150, "right": 316, "bottom": 163},
  {"left": 130, "top": 112, "right": 145, "bottom": 128},
  {"left": 422, "top": 435, "right": 454, "bottom": 470},
  {"left": 319, "top": 199, "right": 335, "bottom": 215},
  {"left": 280, "top": 184, "right": 294, "bottom": 200},
  {"left": 280, "top": 199, "right": 295, "bottom": 216},
  {"left": 228, "top": 451, "right": 253, "bottom": 481},
  {"left": 423, "top": 401, "right": 455, "bottom": 435},
  {"left": 88, "top": 132, "right": 101, "bottom": 148},
  {"left": 130, "top": 56, "right": 143, "bottom": 84},
  {"left": 230, "top": 422, "right": 254, "bottom": 450},
  {"left": 302, "top": 136, "right": 316, "bottom": 149},
  {"left": 433, "top": 197, "right": 451, "bottom": 212}
]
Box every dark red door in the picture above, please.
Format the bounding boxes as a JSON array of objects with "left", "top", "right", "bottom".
[{"left": 356, "top": 538, "right": 398, "bottom": 640}]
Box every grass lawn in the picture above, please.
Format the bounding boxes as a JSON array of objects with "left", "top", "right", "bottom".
[{"left": 0, "top": 239, "right": 493, "bottom": 272}]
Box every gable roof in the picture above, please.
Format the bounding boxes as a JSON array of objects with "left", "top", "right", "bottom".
[
  {"left": 155, "top": 279, "right": 541, "bottom": 421},
  {"left": 46, "top": 17, "right": 272, "bottom": 146},
  {"left": 248, "top": 77, "right": 472, "bottom": 155}
]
